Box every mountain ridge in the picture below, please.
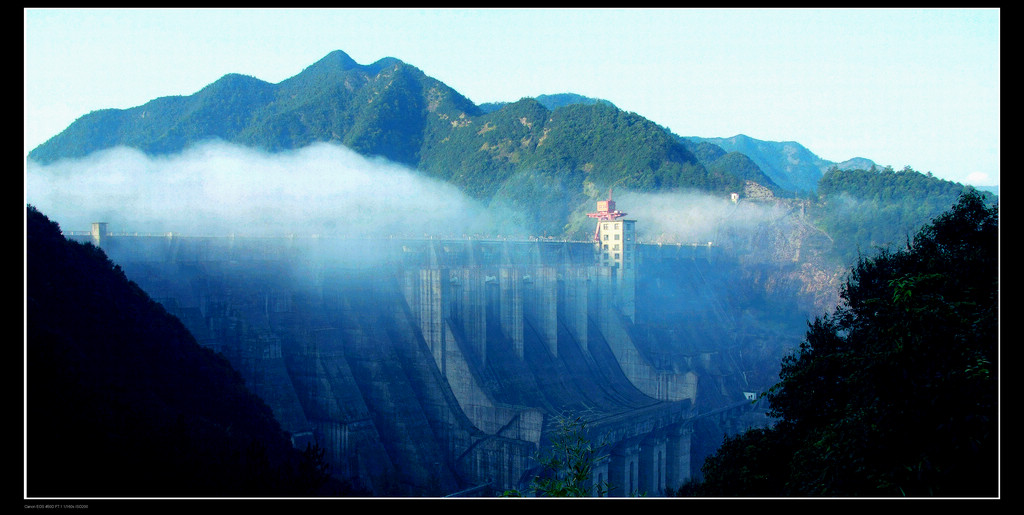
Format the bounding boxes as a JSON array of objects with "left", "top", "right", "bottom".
[
  {"left": 27, "top": 50, "right": 874, "bottom": 194},
  {"left": 28, "top": 49, "right": 925, "bottom": 238},
  {"left": 30, "top": 50, "right": 766, "bottom": 237},
  {"left": 685, "top": 134, "right": 880, "bottom": 194},
  {"left": 479, "top": 92, "right": 616, "bottom": 113}
]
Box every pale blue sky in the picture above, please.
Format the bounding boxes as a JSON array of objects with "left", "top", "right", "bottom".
[{"left": 24, "top": 7, "right": 1000, "bottom": 186}]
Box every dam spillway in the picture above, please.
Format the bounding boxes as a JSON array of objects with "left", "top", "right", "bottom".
[{"left": 68, "top": 229, "right": 769, "bottom": 496}]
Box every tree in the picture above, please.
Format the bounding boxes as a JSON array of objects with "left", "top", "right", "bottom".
[
  {"left": 503, "top": 413, "right": 612, "bottom": 497},
  {"left": 694, "top": 190, "right": 998, "bottom": 496},
  {"left": 291, "top": 443, "right": 332, "bottom": 495}
]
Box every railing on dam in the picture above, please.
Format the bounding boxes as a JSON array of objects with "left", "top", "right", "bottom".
[
  {"left": 63, "top": 230, "right": 610, "bottom": 255},
  {"left": 63, "top": 228, "right": 725, "bottom": 279},
  {"left": 64, "top": 229, "right": 719, "bottom": 246}
]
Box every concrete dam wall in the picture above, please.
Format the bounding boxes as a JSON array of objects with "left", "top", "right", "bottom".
[{"left": 77, "top": 231, "right": 772, "bottom": 496}]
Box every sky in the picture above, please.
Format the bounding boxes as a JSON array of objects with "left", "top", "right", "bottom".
[{"left": 24, "top": 7, "right": 1000, "bottom": 186}]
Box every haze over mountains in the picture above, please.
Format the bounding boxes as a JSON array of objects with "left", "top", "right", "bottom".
[{"left": 27, "top": 49, "right": 920, "bottom": 239}]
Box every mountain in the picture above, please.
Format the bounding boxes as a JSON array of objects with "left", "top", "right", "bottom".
[
  {"left": 685, "top": 134, "right": 880, "bottom": 195},
  {"left": 29, "top": 50, "right": 778, "bottom": 238},
  {"left": 810, "top": 166, "right": 996, "bottom": 263},
  {"left": 478, "top": 92, "right": 616, "bottom": 113},
  {"left": 678, "top": 138, "right": 784, "bottom": 196},
  {"left": 420, "top": 97, "right": 755, "bottom": 235},
  {"left": 25, "top": 205, "right": 356, "bottom": 497},
  {"left": 29, "top": 50, "right": 481, "bottom": 168}
]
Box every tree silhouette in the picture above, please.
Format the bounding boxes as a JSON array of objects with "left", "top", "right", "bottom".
[{"left": 691, "top": 190, "right": 998, "bottom": 497}]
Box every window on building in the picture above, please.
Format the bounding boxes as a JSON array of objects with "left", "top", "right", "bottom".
[
  {"left": 614, "top": 253, "right": 620, "bottom": 259},
  {"left": 614, "top": 234, "right": 620, "bottom": 240}
]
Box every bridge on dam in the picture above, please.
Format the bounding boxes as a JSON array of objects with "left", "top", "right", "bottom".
[{"left": 64, "top": 220, "right": 767, "bottom": 497}]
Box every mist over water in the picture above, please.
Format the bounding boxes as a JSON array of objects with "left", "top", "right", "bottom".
[{"left": 25, "top": 141, "right": 509, "bottom": 238}]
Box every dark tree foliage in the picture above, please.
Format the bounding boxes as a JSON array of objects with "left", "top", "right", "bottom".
[
  {"left": 687, "top": 427, "right": 794, "bottom": 497},
  {"left": 25, "top": 205, "right": 354, "bottom": 497},
  {"left": 690, "top": 190, "right": 998, "bottom": 497}
]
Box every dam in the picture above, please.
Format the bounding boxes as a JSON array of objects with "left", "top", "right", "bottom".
[{"left": 67, "top": 214, "right": 777, "bottom": 496}]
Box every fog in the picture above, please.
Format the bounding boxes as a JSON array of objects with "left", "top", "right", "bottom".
[
  {"left": 25, "top": 141, "right": 515, "bottom": 239},
  {"left": 25, "top": 141, "right": 794, "bottom": 257},
  {"left": 617, "top": 190, "right": 791, "bottom": 247}
]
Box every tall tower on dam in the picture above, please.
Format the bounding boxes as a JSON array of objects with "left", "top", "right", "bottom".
[{"left": 588, "top": 189, "right": 636, "bottom": 321}]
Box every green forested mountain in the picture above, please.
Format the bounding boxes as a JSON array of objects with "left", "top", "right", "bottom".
[
  {"left": 29, "top": 50, "right": 773, "bottom": 238},
  {"left": 478, "top": 92, "right": 616, "bottom": 113},
  {"left": 686, "top": 134, "right": 880, "bottom": 195},
  {"left": 809, "top": 166, "right": 996, "bottom": 263},
  {"left": 29, "top": 50, "right": 482, "bottom": 168},
  {"left": 418, "top": 98, "right": 746, "bottom": 235},
  {"left": 678, "top": 138, "right": 784, "bottom": 196},
  {"left": 26, "top": 205, "right": 361, "bottom": 497}
]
